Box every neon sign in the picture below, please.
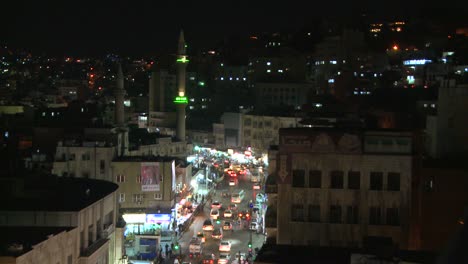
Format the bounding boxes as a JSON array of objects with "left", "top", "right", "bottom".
[{"left": 174, "top": 96, "right": 188, "bottom": 104}]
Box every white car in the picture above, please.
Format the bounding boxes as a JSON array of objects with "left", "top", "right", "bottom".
[
  {"left": 210, "top": 209, "right": 220, "bottom": 220},
  {"left": 219, "top": 240, "right": 231, "bottom": 252},
  {"left": 250, "top": 221, "right": 259, "bottom": 232},
  {"left": 223, "top": 209, "right": 232, "bottom": 218},
  {"left": 218, "top": 252, "right": 231, "bottom": 264}
]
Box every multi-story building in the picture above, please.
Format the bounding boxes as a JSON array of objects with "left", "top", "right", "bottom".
[
  {"left": 270, "top": 127, "right": 413, "bottom": 249},
  {"left": 0, "top": 175, "right": 121, "bottom": 264},
  {"left": 426, "top": 81, "right": 468, "bottom": 158},
  {"left": 111, "top": 155, "right": 192, "bottom": 236},
  {"left": 254, "top": 82, "right": 313, "bottom": 110}
]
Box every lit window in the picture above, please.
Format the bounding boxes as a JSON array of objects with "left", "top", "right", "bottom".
[
  {"left": 202, "top": 105, "right": 207, "bottom": 109},
  {"left": 431, "top": 104, "right": 435, "bottom": 108},
  {"left": 229, "top": 77, "right": 233, "bottom": 80},
  {"left": 236, "top": 77, "right": 239, "bottom": 81},
  {"left": 330, "top": 60, "right": 337, "bottom": 64},
  {"left": 267, "top": 69, "right": 271, "bottom": 73},
  {"left": 328, "top": 79, "right": 334, "bottom": 83},
  {"left": 220, "top": 77, "right": 224, "bottom": 80},
  {"left": 190, "top": 98, "right": 195, "bottom": 102},
  {"left": 189, "top": 76, "right": 195, "bottom": 80},
  {"left": 278, "top": 69, "right": 283, "bottom": 73},
  {"left": 189, "top": 106, "right": 194, "bottom": 109},
  {"left": 243, "top": 77, "right": 246, "bottom": 81},
  {"left": 337, "top": 71, "right": 341, "bottom": 75},
  {"left": 423, "top": 104, "right": 428, "bottom": 108},
  {"left": 220, "top": 63, "right": 224, "bottom": 67},
  {"left": 267, "top": 62, "right": 271, "bottom": 66}
]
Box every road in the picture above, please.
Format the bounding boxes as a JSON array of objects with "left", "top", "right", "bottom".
[{"left": 175, "top": 171, "right": 266, "bottom": 264}]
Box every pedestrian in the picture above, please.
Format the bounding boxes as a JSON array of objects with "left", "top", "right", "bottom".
[{"left": 175, "top": 231, "right": 178, "bottom": 237}]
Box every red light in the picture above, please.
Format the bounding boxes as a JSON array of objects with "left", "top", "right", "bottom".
[
  {"left": 90, "top": 74, "right": 94, "bottom": 78},
  {"left": 90, "top": 67, "right": 94, "bottom": 71},
  {"left": 246, "top": 214, "right": 249, "bottom": 217},
  {"left": 150, "top": 61, "right": 154, "bottom": 65},
  {"left": 98, "top": 86, "right": 102, "bottom": 90},
  {"left": 239, "top": 213, "right": 242, "bottom": 217}
]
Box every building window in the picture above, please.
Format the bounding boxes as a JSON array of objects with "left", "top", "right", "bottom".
[
  {"left": 387, "top": 172, "right": 400, "bottom": 191},
  {"left": 330, "top": 171, "right": 344, "bottom": 189},
  {"left": 308, "top": 205, "right": 320, "bottom": 222},
  {"left": 291, "top": 204, "right": 304, "bottom": 222},
  {"left": 116, "top": 174, "right": 125, "bottom": 183},
  {"left": 119, "top": 193, "right": 125, "bottom": 203},
  {"left": 133, "top": 194, "right": 144, "bottom": 203},
  {"left": 136, "top": 174, "right": 141, "bottom": 183},
  {"left": 386, "top": 208, "right": 400, "bottom": 226},
  {"left": 292, "top": 169, "right": 305, "bottom": 188},
  {"left": 154, "top": 193, "right": 163, "bottom": 200},
  {"left": 370, "top": 172, "right": 383, "bottom": 190},
  {"left": 308, "top": 170, "right": 321, "bottom": 188},
  {"left": 369, "top": 207, "right": 382, "bottom": 225},
  {"left": 348, "top": 171, "right": 360, "bottom": 189},
  {"left": 346, "top": 206, "right": 359, "bottom": 224},
  {"left": 329, "top": 205, "right": 342, "bottom": 223},
  {"left": 100, "top": 160, "right": 105, "bottom": 173},
  {"left": 244, "top": 119, "right": 251, "bottom": 126}
]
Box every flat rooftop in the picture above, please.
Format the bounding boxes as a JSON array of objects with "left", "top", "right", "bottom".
[
  {"left": 1, "top": 175, "right": 118, "bottom": 211},
  {"left": 0, "top": 226, "right": 75, "bottom": 257}
]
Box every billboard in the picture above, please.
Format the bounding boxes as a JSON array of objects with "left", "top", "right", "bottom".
[{"left": 141, "top": 162, "right": 161, "bottom": 192}]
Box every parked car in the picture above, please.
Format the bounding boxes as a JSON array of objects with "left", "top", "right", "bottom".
[
  {"left": 219, "top": 240, "right": 231, "bottom": 252},
  {"left": 202, "top": 219, "right": 214, "bottom": 231},
  {"left": 250, "top": 221, "right": 259, "bottom": 232}
]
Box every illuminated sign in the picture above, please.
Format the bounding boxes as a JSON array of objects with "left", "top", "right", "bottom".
[
  {"left": 146, "top": 214, "right": 171, "bottom": 223},
  {"left": 176, "top": 56, "right": 189, "bottom": 63},
  {"left": 123, "top": 213, "right": 146, "bottom": 223},
  {"left": 174, "top": 96, "right": 188, "bottom": 104},
  {"left": 403, "top": 59, "right": 432, "bottom": 65}
]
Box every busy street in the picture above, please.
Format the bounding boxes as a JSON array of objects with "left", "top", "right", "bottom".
[{"left": 169, "top": 147, "right": 268, "bottom": 264}]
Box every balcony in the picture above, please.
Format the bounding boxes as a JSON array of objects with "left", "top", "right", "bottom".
[
  {"left": 81, "top": 238, "right": 109, "bottom": 257},
  {"left": 100, "top": 223, "right": 114, "bottom": 238}
]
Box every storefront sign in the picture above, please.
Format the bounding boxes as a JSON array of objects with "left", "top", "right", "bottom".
[
  {"left": 146, "top": 214, "right": 171, "bottom": 224},
  {"left": 123, "top": 213, "right": 146, "bottom": 223}
]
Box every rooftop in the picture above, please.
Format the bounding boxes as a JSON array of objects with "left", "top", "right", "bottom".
[
  {"left": 0, "top": 226, "right": 75, "bottom": 257},
  {"left": 112, "top": 155, "right": 180, "bottom": 163},
  {"left": 1, "top": 175, "right": 118, "bottom": 211}
]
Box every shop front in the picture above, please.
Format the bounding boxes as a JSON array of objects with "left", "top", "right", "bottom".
[{"left": 122, "top": 213, "right": 172, "bottom": 261}]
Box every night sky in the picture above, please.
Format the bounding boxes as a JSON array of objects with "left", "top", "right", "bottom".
[{"left": 2, "top": 0, "right": 468, "bottom": 57}]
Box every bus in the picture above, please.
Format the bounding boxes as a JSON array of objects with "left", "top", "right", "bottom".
[{"left": 231, "top": 190, "right": 245, "bottom": 203}]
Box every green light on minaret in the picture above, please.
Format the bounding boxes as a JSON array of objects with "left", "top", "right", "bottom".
[
  {"left": 174, "top": 96, "right": 188, "bottom": 104},
  {"left": 176, "top": 56, "right": 189, "bottom": 63},
  {"left": 198, "top": 81, "right": 205, "bottom": 86}
]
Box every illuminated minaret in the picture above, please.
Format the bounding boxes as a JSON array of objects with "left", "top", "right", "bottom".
[
  {"left": 114, "top": 63, "right": 126, "bottom": 128},
  {"left": 174, "top": 30, "right": 189, "bottom": 141}
]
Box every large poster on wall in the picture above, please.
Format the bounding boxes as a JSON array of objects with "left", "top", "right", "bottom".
[{"left": 141, "top": 162, "right": 161, "bottom": 191}]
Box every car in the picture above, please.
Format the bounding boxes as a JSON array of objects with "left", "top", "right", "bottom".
[
  {"left": 203, "top": 219, "right": 214, "bottom": 231},
  {"left": 228, "top": 204, "right": 238, "bottom": 212},
  {"left": 196, "top": 231, "right": 206, "bottom": 243},
  {"left": 238, "top": 210, "right": 250, "bottom": 220},
  {"left": 229, "top": 179, "right": 237, "bottom": 186},
  {"left": 218, "top": 252, "right": 231, "bottom": 264},
  {"left": 222, "top": 221, "right": 233, "bottom": 231},
  {"left": 212, "top": 227, "right": 223, "bottom": 239},
  {"left": 219, "top": 240, "right": 231, "bottom": 252},
  {"left": 202, "top": 254, "right": 216, "bottom": 264},
  {"left": 211, "top": 201, "right": 222, "bottom": 209},
  {"left": 223, "top": 209, "right": 232, "bottom": 218},
  {"left": 250, "top": 221, "right": 259, "bottom": 232},
  {"left": 210, "top": 209, "right": 220, "bottom": 220}
]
